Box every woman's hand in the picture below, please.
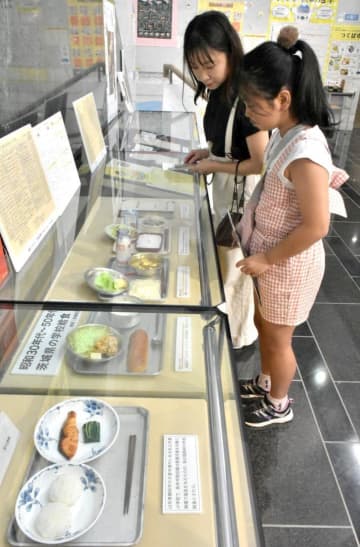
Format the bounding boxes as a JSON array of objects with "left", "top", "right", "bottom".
[
  {"left": 236, "top": 253, "right": 271, "bottom": 276},
  {"left": 184, "top": 148, "right": 209, "bottom": 164},
  {"left": 186, "top": 158, "right": 216, "bottom": 175}
]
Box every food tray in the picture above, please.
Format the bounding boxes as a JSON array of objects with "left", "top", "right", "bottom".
[
  {"left": 108, "top": 257, "right": 169, "bottom": 301},
  {"left": 69, "top": 311, "right": 166, "bottom": 376},
  {"left": 117, "top": 211, "right": 172, "bottom": 255},
  {"left": 112, "top": 227, "right": 171, "bottom": 255},
  {"left": 8, "top": 406, "right": 149, "bottom": 547}
]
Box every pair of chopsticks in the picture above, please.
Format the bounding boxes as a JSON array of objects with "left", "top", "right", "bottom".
[{"left": 123, "top": 434, "right": 137, "bottom": 514}]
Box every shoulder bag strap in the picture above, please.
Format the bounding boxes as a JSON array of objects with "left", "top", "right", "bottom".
[
  {"left": 230, "top": 160, "right": 245, "bottom": 213},
  {"left": 224, "top": 96, "right": 239, "bottom": 156}
]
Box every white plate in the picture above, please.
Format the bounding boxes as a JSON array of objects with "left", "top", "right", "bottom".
[
  {"left": 15, "top": 463, "right": 106, "bottom": 544},
  {"left": 34, "top": 398, "right": 120, "bottom": 464}
]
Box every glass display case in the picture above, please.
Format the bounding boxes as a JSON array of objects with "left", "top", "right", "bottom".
[{"left": 0, "top": 111, "right": 263, "bottom": 547}]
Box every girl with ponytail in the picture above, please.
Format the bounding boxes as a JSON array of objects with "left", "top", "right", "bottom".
[{"left": 236, "top": 27, "right": 348, "bottom": 428}]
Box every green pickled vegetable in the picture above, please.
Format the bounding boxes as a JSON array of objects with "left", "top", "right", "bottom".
[
  {"left": 69, "top": 326, "right": 108, "bottom": 356},
  {"left": 83, "top": 421, "right": 101, "bottom": 443}
]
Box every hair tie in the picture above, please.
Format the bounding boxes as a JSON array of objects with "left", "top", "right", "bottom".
[{"left": 290, "top": 48, "right": 302, "bottom": 60}]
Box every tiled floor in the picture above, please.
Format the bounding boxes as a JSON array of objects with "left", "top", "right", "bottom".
[{"left": 233, "top": 128, "right": 360, "bottom": 547}]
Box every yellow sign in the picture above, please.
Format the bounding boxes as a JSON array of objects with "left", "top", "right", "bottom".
[
  {"left": 269, "top": 1, "right": 337, "bottom": 25},
  {"left": 198, "top": 1, "right": 244, "bottom": 32}
]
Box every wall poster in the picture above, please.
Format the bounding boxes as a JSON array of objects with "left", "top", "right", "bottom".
[
  {"left": 327, "top": 25, "right": 360, "bottom": 85},
  {"left": 67, "top": 0, "right": 105, "bottom": 71},
  {"left": 135, "top": 0, "right": 177, "bottom": 46},
  {"left": 269, "top": 1, "right": 339, "bottom": 78},
  {"left": 197, "top": 1, "right": 245, "bottom": 33}
]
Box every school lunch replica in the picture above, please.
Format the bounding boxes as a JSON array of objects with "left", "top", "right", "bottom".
[{"left": 9, "top": 398, "right": 149, "bottom": 546}]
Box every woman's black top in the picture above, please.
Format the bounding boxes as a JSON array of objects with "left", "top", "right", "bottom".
[{"left": 203, "top": 85, "right": 259, "bottom": 160}]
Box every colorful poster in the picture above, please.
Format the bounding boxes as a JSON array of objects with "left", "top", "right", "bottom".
[
  {"left": 269, "top": 1, "right": 339, "bottom": 77},
  {"left": 135, "top": 0, "right": 178, "bottom": 46},
  {"left": 197, "top": 0, "right": 245, "bottom": 33},
  {"left": 67, "top": 0, "right": 104, "bottom": 70},
  {"left": 269, "top": 0, "right": 338, "bottom": 25},
  {"left": 327, "top": 25, "right": 360, "bottom": 87}
]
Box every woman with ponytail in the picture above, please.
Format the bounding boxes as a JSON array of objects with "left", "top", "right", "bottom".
[{"left": 236, "top": 27, "right": 348, "bottom": 428}]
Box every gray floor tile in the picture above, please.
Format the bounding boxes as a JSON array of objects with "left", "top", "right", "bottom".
[
  {"left": 324, "top": 238, "right": 360, "bottom": 276},
  {"left": 333, "top": 195, "right": 360, "bottom": 221},
  {"left": 332, "top": 222, "right": 360, "bottom": 255},
  {"left": 337, "top": 383, "right": 360, "bottom": 437},
  {"left": 309, "top": 304, "right": 360, "bottom": 381},
  {"left": 293, "top": 337, "right": 358, "bottom": 442},
  {"left": 327, "top": 443, "right": 360, "bottom": 542},
  {"left": 323, "top": 239, "right": 335, "bottom": 255},
  {"left": 342, "top": 184, "right": 360, "bottom": 208},
  {"left": 316, "top": 256, "right": 360, "bottom": 302},
  {"left": 244, "top": 383, "right": 350, "bottom": 526},
  {"left": 294, "top": 322, "right": 312, "bottom": 336},
  {"left": 263, "top": 526, "right": 357, "bottom": 547}
]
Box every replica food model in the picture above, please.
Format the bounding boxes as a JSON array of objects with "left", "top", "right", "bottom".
[
  {"left": 59, "top": 411, "right": 79, "bottom": 460},
  {"left": 129, "top": 278, "right": 161, "bottom": 300},
  {"left": 127, "top": 329, "right": 149, "bottom": 372},
  {"left": 94, "top": 271, "right": 128, "bottom": 293},
  {"left": 68, "top": 324, "right": 119, "bottom": 360},
  {"left": 129, "top": 253, "right": 162, "bottom": 276},
  {"left": 35, "top": 502, "right": 73, "bottom": 540},
  {"left": 83, "top": 421, "right": 101, "bottom": 443}
]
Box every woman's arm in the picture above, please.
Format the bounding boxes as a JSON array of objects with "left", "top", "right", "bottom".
[
  {"left": 237, "top": 131, "right": 269, "bottom": 176},
  {"left": 184, "top": 148, "right": 209, "bottom": 164},
  {"left": 237, "top": 158, "right": 330, "bottom": 276},
  {"left": 187, "top": 131, "right": 268, "bottom": 175}
]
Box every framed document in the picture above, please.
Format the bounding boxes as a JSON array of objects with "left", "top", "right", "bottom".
[
  {"left": 32, "top": 112, "right": 81, "bottom": 215},
  {"left": 0, "top": 126, "right": 57, "bottom": 272},
  {"left": 73, "top": 92, "right": 107, "bottom": 172}
]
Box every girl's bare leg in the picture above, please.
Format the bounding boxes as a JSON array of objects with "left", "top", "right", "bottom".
[{"left": 253, "top": 294, "right": 296, "bottom": 398}]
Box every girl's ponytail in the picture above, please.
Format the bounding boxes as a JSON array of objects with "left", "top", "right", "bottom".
[{"left": 278, "top": 28, "right": 333, "bottom": 128}]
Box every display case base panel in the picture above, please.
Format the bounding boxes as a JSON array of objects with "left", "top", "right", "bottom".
[
  {"left": 8, "top": 406, "right": 149, "bottom": 546},
  {"left": 69, "top": 312, "right": 165, "bottom": 376}
]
